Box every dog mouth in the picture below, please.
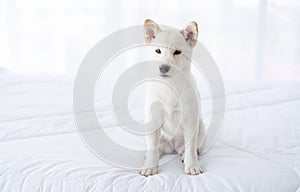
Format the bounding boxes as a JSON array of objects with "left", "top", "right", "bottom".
[{"left": 160, "top": 73, "right": 172, "bottom": 77}]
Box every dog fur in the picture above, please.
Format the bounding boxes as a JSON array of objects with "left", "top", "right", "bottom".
[{"left": 139, "top": 19, "right": 205, "bottom": 176}]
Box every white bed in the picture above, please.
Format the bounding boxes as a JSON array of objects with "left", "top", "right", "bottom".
[{"left": 0, "top": 71, "right": 299, "bottom": 192}]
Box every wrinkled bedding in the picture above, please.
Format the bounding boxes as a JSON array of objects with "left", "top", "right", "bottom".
[{"left": 0, "top": 72, "right": 299, "bottom": 191}]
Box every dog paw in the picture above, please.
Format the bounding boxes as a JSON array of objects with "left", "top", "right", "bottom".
[
  {"left": 139, "top": 167, "right": 158, "bottom": 177},
  {"left": 185, "top": 165, "right": 203, "bottom": 175}
]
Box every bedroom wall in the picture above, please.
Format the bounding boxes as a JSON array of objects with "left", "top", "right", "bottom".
[{"left": 0, "top": 0, "right": 299, "bottom": 81}]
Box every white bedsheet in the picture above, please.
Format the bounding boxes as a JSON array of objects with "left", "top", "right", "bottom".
[{"left": 0, "top": 72, "right": 299, "bottom": 191}]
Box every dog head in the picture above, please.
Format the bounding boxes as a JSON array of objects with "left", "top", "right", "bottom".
[{"left": 144, "top": 19, "right": 198, "bottom": 77}]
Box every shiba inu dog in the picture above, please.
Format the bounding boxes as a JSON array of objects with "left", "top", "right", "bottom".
[{"left": 139, "top": 19, "right": 205, "bottom": 176}]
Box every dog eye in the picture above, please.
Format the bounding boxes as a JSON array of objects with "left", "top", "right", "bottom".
[
  {"left": 174, "top": 50, "right": 182, "bottom": 55},
  {"left": 155, "top": 49, "right": 161, "bottom": 54}
]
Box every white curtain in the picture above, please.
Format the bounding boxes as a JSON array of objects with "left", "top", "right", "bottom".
[{"left": 0, "top": 0, "right": 299, "bottom": 80}]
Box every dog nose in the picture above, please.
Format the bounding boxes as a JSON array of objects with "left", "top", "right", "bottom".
[{"left": 159, "top": 64, "right": 170, "bottom": 73}]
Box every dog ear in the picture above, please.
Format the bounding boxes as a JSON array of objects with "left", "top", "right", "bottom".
[
  {"left": 180, "top": 21, "right": 198, "bottom": 47},
  {"left": 144, "top": 19, "right": 161, "bottom": 43}
]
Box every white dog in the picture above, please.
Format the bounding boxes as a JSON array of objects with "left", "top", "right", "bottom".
[{"left": 139, "top": 19, "right": 205, "bottom": 176}]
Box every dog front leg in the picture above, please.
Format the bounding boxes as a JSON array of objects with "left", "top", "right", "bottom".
[
  {"left": 183, "top": 126, "right": 203, "bottom": 175},
  {"left": 139, "top": 128, "right": 161, "bottom": 176}
]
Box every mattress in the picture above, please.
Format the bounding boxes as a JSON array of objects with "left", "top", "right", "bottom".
[{"left": 0, "top": 72, "right": 299, "bottom": 192}]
